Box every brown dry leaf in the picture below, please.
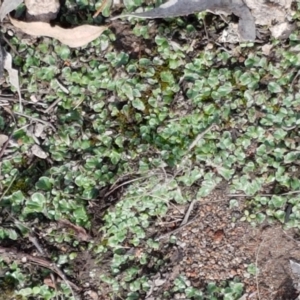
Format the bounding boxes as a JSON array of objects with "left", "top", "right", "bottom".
[
  {"left": 10, "top": 18, "right": 107, "bottom": 48},
  {"left": 44, "top": 277, "right": 55, "bottom": 289},
  {"left": 58, "top": 219, "right": 92, "bottom": 242},
  {"left": 213, "top": 229, "right": 224, "bottom": 243}
]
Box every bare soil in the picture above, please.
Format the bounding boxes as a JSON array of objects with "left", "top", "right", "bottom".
[{"left": 138, "top": 183, "right": 300, "bottom": 300}]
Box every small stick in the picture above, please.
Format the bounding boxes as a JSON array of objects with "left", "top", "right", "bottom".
[
  {"left": 156, "top": 216, "right": 197, "bottom": 241},
  {"left": 0, "top": 107, "right": 16, "bottom": 162},
  {"left": 180, "top": 200, "right": 196, "bottom": 226},
  {"left": 29, "top": 235, "right": 59, "bottom": 300},
  {"left": 0, "top": 246, "right": 81, "bottom": 293},
  {"left": 0, "top": 132, "right": 13, "bottom": 162},
  {"left": 93, "top": 0, "right": 109, "bottom": 18},
  {"left": 104, "top": 174, "right": 153, "bottom": 197},
  {"left": 44, "top": 98, "right": 62, "bottom": 114},
  {"left": 0, "top": 96, "right": 46, "bottom": 107},
  {"left": 228, "top": 190, "right": 300, "bottom": 198},
  {"left": 186, "top": 124, "right": 216, "bottom": 154},
  {"left": 0, "top": 174, "right": 17, "bottom": 201},
  {"left": 255, "top": 234, "right": 266, "bottom": 300},
  {"left": 28, "top": 235, "right": 45, "bottom": 255},
  {"left": 1, "top": 35, "right": 20, "bottom": 57},
  {"left": 291, "top": 70, "right": 300, "bottom": 88},
  {"left": 156, "top": 198, "right": 227, "bottom": 241},
  {"left": 14, "top": 111, "right": 56, "bottom": 130}
]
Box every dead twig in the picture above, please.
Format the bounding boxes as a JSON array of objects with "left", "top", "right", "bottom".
[
  {"left": 0, "top": 107, "right": 16, "bottom": 162},
  {"left": 156, "top": 215, "right": 197, "bottom": 241},
  {"left": 28, "top": 235, "right": 46, "bottom": 256},
  {"left": 185, "top": 123, "right": 216, "bottom": 155},
  {"left": 28, "top": 235, "right": 60, "bottom": 300},
  {"left": 0, "top": 174, "right": 17, "bottom": 202},
  {"left": 228, "top": 190, "right": 300, "bottom": 198},
  {"left": 0, "top": 95, "right": 46, "bottom": 107},
  {"left": 180, "top": 199, "right": 196, "bottom": 226},
  {"left": 93, "top": 0, "right": 109, "bottom": 18},
  {"left": 58, "top": 219, "right": 92, "bottom": 242},
  {"left": 157, "top": 219, "right": 183, "bottom": 226},
  {"left": 43, "top": 98, "right": 63, "bottom": 114},
  {"left": 281, "top": 232, "right": 298, "bottom": 245},
  {"left": 176, "top": 123, "right": 216, "bottom": 173},
  {"left": 1, "top": 35, "right": 20, "bottom": 57},
  {"left": 0, "top": 132, "right": 13, "bottom": 162},
  {"left": 14, "top": 111, "right": 56, "bottom": 130},
  {"left": 156, "top": 198, "right": 226, "bottom": 241},
  {"left": 104, "top": 174, "right": 154, "bottom": 198},
  {"left": 255, "top": 234, "right": 267, "bottom": 300},
  {"left": 0, "top": 246, "right": 81, "bottom": 294},
  {"left": 291, "top": 70, "right": 300, "bottom": 88}
]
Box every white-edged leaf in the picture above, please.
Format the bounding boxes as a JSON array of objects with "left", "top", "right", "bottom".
[{"left": 132, "top": 99, "right": 145, "bottom": 111}]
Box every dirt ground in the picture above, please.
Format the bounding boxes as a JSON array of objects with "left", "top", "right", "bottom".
[
  {"left": 1, "top": 1, "right": 300, "bottom": 299},
  {"left": 134, "top": 182, "right": 300, "bottom": 300}
]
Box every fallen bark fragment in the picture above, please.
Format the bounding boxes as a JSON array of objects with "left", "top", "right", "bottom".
[
  {"left": 25, "top": 0, "right": 60, "bottom": 22},
  {"left": 112, "top": 0, "right": 256, "bottom": 41}
]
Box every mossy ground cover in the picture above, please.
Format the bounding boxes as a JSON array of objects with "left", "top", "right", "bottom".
[{"left": 1, "top": 0, "right": 300, "bottom": 299}]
